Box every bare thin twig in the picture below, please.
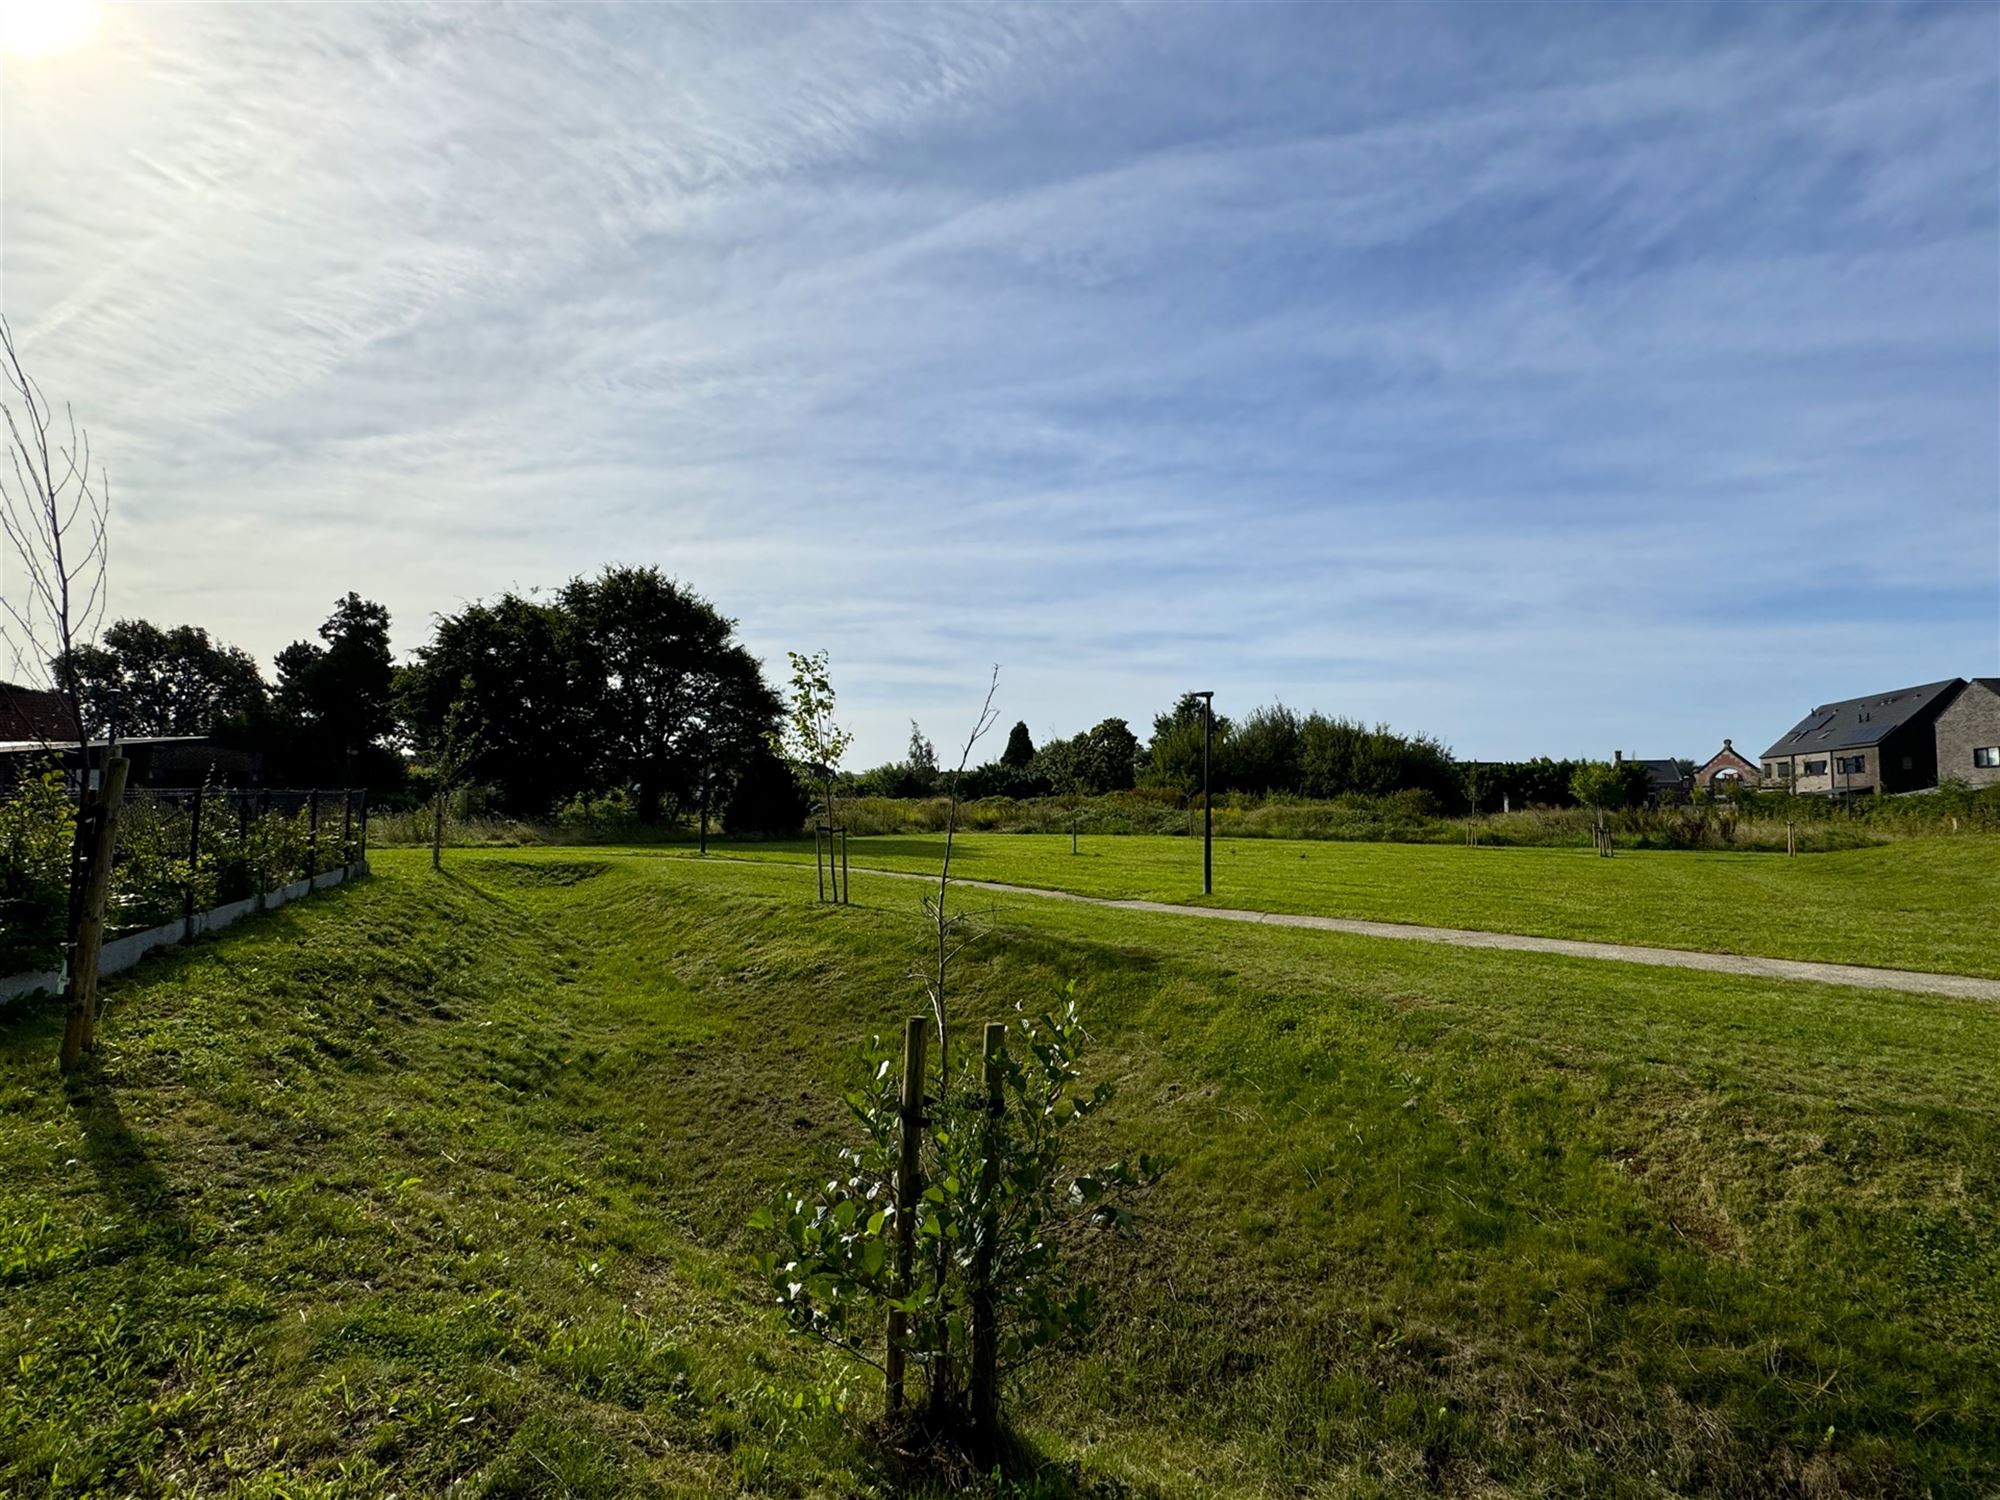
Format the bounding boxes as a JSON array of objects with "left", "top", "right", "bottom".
[
  {"left": 0, "top": 313, "right": 110, "bottom": 755},
  {"left": 926, "top": 664, "right": 1001, "bottom": 1086}
]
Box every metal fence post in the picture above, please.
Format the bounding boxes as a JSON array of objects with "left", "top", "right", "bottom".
[{"left": 307, "top": 790, "right": 320, "bottom": 879}]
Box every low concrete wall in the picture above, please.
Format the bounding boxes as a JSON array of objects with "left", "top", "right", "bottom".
[
  {"left": 99, "top": 918, "right": 187, "bottom": 979},
  {"left": 198, "top": 895, "right": 259, "bottom": 936},
  {"left": 0, "top": 966, "right": 64, "bottom": 1006},
  {"left": 0, "top": 860, "right": 367, "bottom": 1006}
]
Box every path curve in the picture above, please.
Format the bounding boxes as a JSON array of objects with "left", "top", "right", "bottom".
[{"left": 807, "top": 862, "right": 2000, "bottom": 1002}]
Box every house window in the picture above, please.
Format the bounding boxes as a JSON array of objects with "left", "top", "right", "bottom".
[
  {"left": 1803, "top": 759, "right": 1827, "bottom": 776},
  {"left": 1976, "top": 747, "right": 2000, "bottom": 769},
  {"left": 1775, "top": 763, "right": 1791, "bottom": 779},
  {"left": 1835, "top": 755, "right": 1866, "bottom": 776}
]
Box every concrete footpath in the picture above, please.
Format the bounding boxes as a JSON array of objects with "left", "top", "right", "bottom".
[{"left": 816, "top": 863, "right": 2000, "bottom": 1004}]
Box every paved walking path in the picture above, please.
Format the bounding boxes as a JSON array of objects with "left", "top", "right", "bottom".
[{"left": 822, "top": 863, "right": 2000, "bottom": 1002}]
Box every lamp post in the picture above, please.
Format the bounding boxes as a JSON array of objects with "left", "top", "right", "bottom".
[{"left": 1191, "top": 690, "right": 1213, "bottom": 895}]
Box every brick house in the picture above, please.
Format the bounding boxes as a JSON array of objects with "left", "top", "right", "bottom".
[
  {"left": 1932, "top": 678, "right": 2000, "bottom": 788},
  {"left": 1693, "top": 739, "right": 1759, "bottom": 794},
  {"left": 1759, "top": 679, "right": 1965, "bottom": 796},
  {"left": 0, "top": 682, "right": 73, "bottom": 742}
]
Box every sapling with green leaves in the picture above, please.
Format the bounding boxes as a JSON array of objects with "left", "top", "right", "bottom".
[
  {"left": 774, "top": 649, "right": 854, "bottom": 900},
  {"left": 753, "top": 667, "right": 1166, "bottom": 1463},
  {"left": 417, "top": 681, "right": 481, "bottom": 871}
]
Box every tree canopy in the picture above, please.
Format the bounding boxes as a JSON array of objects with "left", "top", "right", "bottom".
[
  {"left": 1000, "top": 720, "right": 1035, "bottom": 768},
  {"left": 401, "top": 567, "right": 782, "bottom": 822},
  {"left": 62, "top": 619, "right": 266, "bottom": 739},
  {"left": 1570, "top": 758, "right": 1656, "bottom": 811},
  {"left": 275, "top": 593, "right": 397, "bottom": 775},
  {"left": 395, "top": 591, "right": 593, "bottom": 816}
]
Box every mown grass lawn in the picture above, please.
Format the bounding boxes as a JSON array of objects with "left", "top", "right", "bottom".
[
  {"left": 2, "top": 848, "right": 1996, "bottom": 1497},
  {"left": 693, "top": 832, "right": 2000, "bottom": 978}
]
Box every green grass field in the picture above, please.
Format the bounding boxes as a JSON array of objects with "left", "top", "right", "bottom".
[
  {"left": 695, "top": 832, "right": 2000, "bottom": 978},
  {"left": 3, "top": 849, "right": 1996, "bottom": 1497}
]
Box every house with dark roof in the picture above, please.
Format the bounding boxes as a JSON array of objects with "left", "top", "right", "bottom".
[
  {"left": 1932, "top": 678, "right": 2000, "bottom": 788},
  {"left": 0, "top": 733, "right": 259, "bottom": 792},
  {"left": 1613, "top": 750, "right": 1691, "bottom": 805},
  {"left": 1693, "top": 739, "right": 1759, "bottom": 794},
  {"left": 1759, "top": 679, "right": 1966, "bottom": 796}
]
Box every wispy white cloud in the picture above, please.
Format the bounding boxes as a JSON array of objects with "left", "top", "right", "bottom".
[{"left": 2, "top": 1, "right": 1993, "bottom": 764}]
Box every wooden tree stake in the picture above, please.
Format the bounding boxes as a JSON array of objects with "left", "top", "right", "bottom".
[
  {"left": 61, "top": 756, "right": 130, "bottom": 1068},
  {"left": 969, "top": 1020, "right": 1008, "bottom": 1455},
  {"left": 886, "top": 1014, "right": 928, "bottom": 1412}
]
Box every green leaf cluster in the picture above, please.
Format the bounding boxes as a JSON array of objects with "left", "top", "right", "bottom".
[{"left": 752, "top": 987, "right": 1166, "bottom": 1432}]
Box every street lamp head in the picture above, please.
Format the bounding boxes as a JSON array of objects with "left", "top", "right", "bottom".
[{"left": 1190, "top": 689, "right": 1214, "bottom": 700}]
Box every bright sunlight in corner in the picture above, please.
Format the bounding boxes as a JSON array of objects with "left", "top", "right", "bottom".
[{"left": 0, "top": 0, "right": 100, "bottom": 58}]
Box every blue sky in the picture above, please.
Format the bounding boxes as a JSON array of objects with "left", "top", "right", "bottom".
[{"left": 3, "top": 1, "right": 1995, "bottom": 765}]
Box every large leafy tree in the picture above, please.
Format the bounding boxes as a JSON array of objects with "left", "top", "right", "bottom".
[
  {"left": 62, "top": 619, "right": 267, "bottom": 739},
  {"left": 560, "top": 566, "right": 779, "bottom": 824},
  {"left": 1143, "top": 694, "right": 1231, "bottom": 795},
  {"left": 1075, "top": 717, "right": 1139, "bottom": 795},
  {"left": 1229, "top": 702, "right": 1302, "bottom": 795},
  {"left": 1298, "top": 713, "right": 1459, "bottom": 804},
  {"left": 1570, "top": 758, "right": 1655, "bottom": 812},
  {"left": 396, "top": 591, "right": 592, "bottom": 816},
  {"left": 273, "top": 593, "right": 397, "bottom": 777}
]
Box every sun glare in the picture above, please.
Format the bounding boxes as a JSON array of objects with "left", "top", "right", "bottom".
[{"left": 0, "top": 0, "right": 101, "bottom": 58}]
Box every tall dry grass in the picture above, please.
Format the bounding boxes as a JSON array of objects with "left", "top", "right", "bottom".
[{"left": 367, "top": 782, "right": 2000, "bottom": 854}]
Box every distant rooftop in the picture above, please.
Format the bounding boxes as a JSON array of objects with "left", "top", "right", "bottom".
[
  {"left": 1635, "top": 758, "right": 1686, "bottom": 788},
  {"left": 0, "top": 734, "right": 211, "bottom": 756},
  {"left": 0, "top": 682, "right": 72, "bottom": 742},
  {"left": 1760, "top": 680, "right": 1965, "bottom": 759}
]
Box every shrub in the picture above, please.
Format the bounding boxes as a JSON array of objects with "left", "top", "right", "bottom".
[
  {"left": 0, "top": 766, "right": 74, "bottom": 972},
  {"left": 726, "top": 746, "right": 813, "bottom": 838}
]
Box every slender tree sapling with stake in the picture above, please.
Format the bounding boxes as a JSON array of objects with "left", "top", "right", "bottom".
[
  {"left": 775, "top": 649, "right": 854, "bottom": 902},
  {"left": 753, "top": 667, "right": 1166, "bottom": 1467},
  {"left": 421, "top": 681, "right": 480, "bottom": 871},
  {"left": 1041, "top": 734, "right": 1084, "bottom": 855},
  {"left": 0, "top": 316, "right": 122, "bottom": 1069}
]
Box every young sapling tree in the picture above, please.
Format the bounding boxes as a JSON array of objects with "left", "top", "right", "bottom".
[
  {"left": 775, "top": 649, "right": 854, "bottom": 902},
  {"left": 754, "top": 667, "right": 1166, "bottom": 1466},
  {"left": 1, "top": 315, "right": 120, "bottom": 1068},
  {"left": 419, "top": 680, "right": 480, "bottom": 871}
]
